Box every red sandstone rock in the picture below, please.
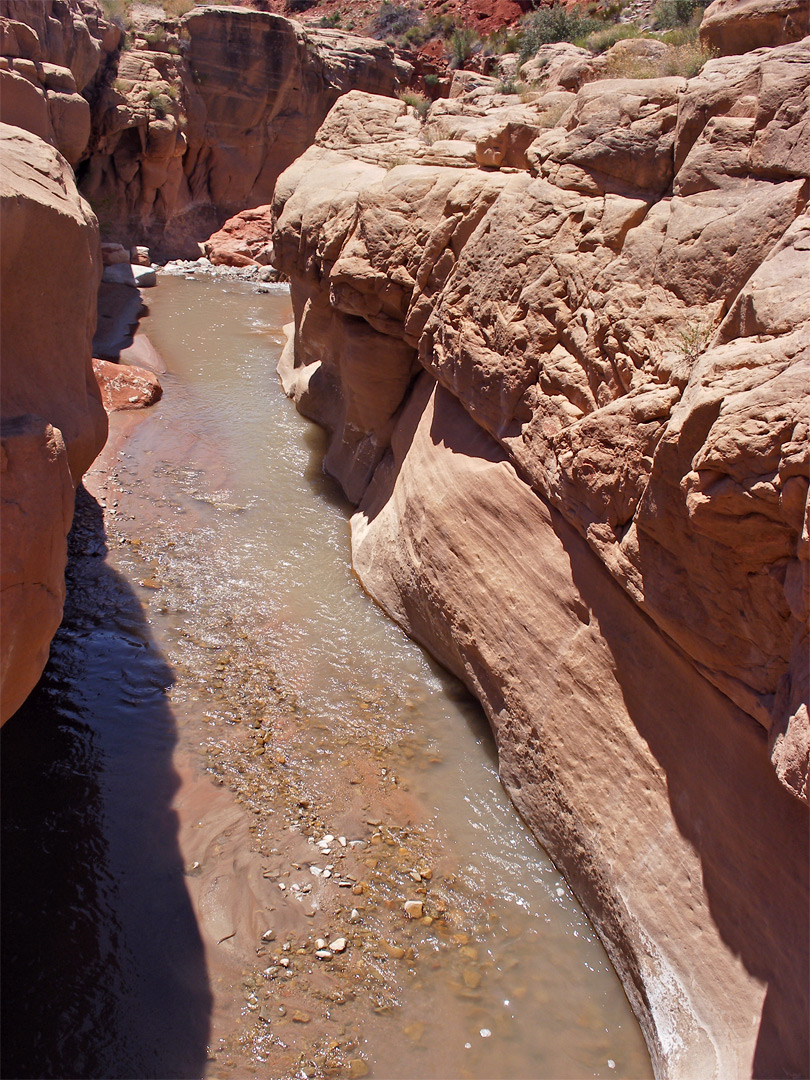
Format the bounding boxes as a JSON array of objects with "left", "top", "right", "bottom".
[
  {"left": 0, "top": 0, "right": 119, "bottom": 164},
  {"left": 700, "top": 0, "right": 810, "bottom": 55},
  {"left": 0, "top": 123, "right": 106, "bottom": 482},
  {"left": 0, "top": 416, "right": 75, "bottom": 723},
  {"left": 92, "top": 358, "right": 163, "bottom": 411},
  {"left": 0, "top": 123, "right": 107, "bottom": 723},
  {"left": 273, "top": 46, "right": 810, "bottom": 1075},
  {"left": 74, "top": 8, "right": 412, "bottom": 257},
  {"left": 204, "top": 206, "right": 275, "bottom": 266}
]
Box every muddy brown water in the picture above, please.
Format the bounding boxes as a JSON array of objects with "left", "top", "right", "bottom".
[{"left": 1, "top": 274, "right": 652, "bottom": 1080}]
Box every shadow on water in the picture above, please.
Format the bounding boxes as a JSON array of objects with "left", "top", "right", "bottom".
[{"left": 1, "top": 486, "right": 211, "bottom": 1080}]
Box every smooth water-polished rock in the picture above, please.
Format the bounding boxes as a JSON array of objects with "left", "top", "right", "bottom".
[{"left": 273, "top": 42, "right": 810, "bottom": 1077}]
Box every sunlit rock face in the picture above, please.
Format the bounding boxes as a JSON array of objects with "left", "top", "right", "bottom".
[{"left": 272, "top": 36, "right": 810, "bottom": 1080}]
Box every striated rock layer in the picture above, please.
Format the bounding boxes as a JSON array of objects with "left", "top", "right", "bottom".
[
  {"left": 78, "top": 7, "right": 411, "bottom": 257},
  {"left": 0, "top": 3, "right": 412, "bottom": 258},
  {"left": 272, "top": 39, "right": 810, "bottom": 1079},
  {"left": 0, "top": 123, "right": 107, "bottom": 722}
]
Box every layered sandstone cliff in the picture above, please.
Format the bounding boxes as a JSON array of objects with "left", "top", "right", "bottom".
[
  {"left": 0, "top": 123, "right": 108, "bottom": 722},
  {"left": 0, "top": 3, "right": 412, "bottom": 259},
  {"left": 0, "top": 0, "right": 121, "bottom": 165},
  {"left": 272, "top": 37, "right": 810, "bottom": 1079},
  {"left": 77, "top": 6, "right": 411, "bottom": 256}
]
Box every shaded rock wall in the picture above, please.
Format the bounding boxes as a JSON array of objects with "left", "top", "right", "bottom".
[
  {"left": 0, "top": 2, "right": 412, "bottom": 258},
  {"left": 0, "top": 0, "right": 121, "bottom": 165},
  {"left": 272, "top": 40, "right": 810, "bottom": 1079},
  {"left": 0, "top": 123, "right": 107, "bottom": 722},
  {"left": 77, "top": 7, "right": 411, "bottom": 256}
]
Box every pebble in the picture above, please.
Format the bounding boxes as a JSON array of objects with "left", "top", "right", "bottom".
[
  {"left": 329, "top": 937, "right": 347, "bottom": 952},
  {"left": 463, "top": 969, "right": 482, "bottom": 989},
  {"left": 348, "top": 1059, "right": 369, "bottom": 1078},
  {"left": 292, "top": 1011, "right": 311, "bottom": 1024},
  {"left": 262, "top": 929, "right": 276, "bottom": 941},
  {"left": 404, "top": 900, "right": 423, "bottom": 919},
  {"left": 315, "top": 949, "right": 333, "bottom": 959},
  {"left": 316, "top": 938, "right": 327, "bottom": 949},
  {"left": 349, "top": 909, "right": 361, "bottom": 923}
]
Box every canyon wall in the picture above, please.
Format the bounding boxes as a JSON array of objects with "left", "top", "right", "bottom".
[
  {"left": 0, "top": 122, "right": 108, "bottom": 722},
  {"left": 77, "top": 6, "right": 411, "bottom": 257},
  {"left": 272, "top": 35, "right": 810, "bottom": 1080},
  {"left": 0, "top": 0, "right": 410, "bottom": 721},
  {"left": 0, "top": 2, "right": 411, "bottom": 259}
]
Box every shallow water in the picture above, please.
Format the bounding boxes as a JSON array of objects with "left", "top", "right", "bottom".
[{"left": 1, "top": 275, "right": 651, "bottom": 1080}]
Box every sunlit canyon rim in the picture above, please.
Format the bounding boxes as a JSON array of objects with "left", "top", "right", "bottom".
[{"left": 1, "top": 0, "right": 808, "bottom": 1078}]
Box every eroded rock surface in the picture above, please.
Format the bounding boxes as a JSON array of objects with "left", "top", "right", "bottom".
[
  {"left": 272, "top": 40, "right": 810, "bottom": 1079},
  {"left": 0, "top": 123, "right": 107, "bottom": 722},
  {"left": 0, "top": 0, "right": 120, "bottom": 164},
  {"left": 76, "top": 8, "right": 411, "bottom": 256}
]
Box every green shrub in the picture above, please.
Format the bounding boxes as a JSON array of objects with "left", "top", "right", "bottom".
[
  {"left": 318, "top": 10, "right": 342, "bottom": 27},
  {"left": 403, "top": 22, "right": 430, "bottom": 46},
  {"left": 424, "top": 72, "right": 440, "bottom": 87},
  {"left": 100, "top": 0, "right": 131, "bottom": 25},
  {"left": 398, "top": 89, "right": 431, "bottom": 119},
  {"left": 496, "top": 78, "right": 525, "bottom": 94},
  {"left": 518, "top": 4, "right": 603, "bottom": 61},
  {"left": 144, "top": 26, "right": 166, "bottom": 47},
  {"left": 651, "top": 0, "right": 705, "bottom": 29},
  {"left": 450, "top": 26, "right": 478, "bottom": 67},
  {"left": 583, "top": 22, "right": 640, "bottom": 53},
  {"left": 371, "top": 2, "right": 421, "bottom": 39}
]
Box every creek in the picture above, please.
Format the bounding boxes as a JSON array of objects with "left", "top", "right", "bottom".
[{"left": 1, "top": 274, "right": 652, "bottom": 1080}]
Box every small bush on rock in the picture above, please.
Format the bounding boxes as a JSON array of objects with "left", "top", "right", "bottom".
[
  {"left": 450, "top": 26, "right": 478, "bottom": 67},
  {"left": 371, "top": 2, "right": 421, "bottom": 39},
  {"left": 652, "top": 0, "right": 706, "bottom": 28},
  {"left": 518, "top": 4, "right": 602, "bottom": 60},
  {"left": 398, "top": 90, "right": 431, "bottom": 119}
]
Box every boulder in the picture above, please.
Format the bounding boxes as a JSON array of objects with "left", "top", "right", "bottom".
[
  {"left": 204, "top": 205, "right": 275, "bottom": 266},
  {"left": 0, "top": 123, "right": 106, "bottom": 483},
  {"left": 700, "top": 0, "right": 810, "bottom": 55},
  {"left": 92, "top": 358, "right": 163, "bottom": 412}
]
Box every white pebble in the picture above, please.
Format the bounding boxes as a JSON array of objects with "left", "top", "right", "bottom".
[{"left": 480, "top": 1028, "right": 491, "bottom": 1038}]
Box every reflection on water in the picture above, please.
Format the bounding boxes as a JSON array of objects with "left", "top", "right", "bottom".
[
  {"left": 1, "top": 489, "right": 211, "bottom": 1080},
  {"left": 1, "top": 275, "right": 651, "bottom": 1080}
]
